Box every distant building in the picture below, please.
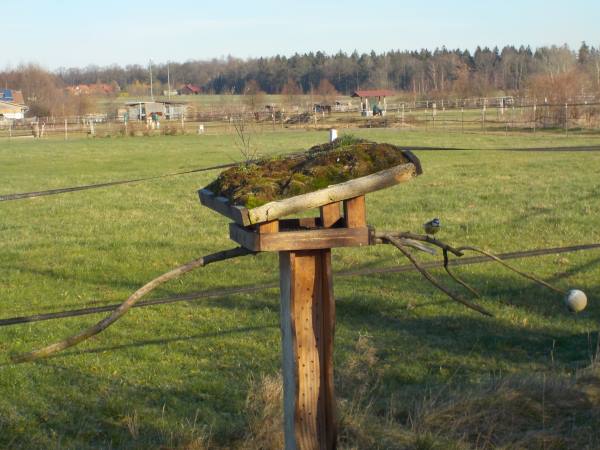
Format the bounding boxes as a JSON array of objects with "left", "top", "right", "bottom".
[
  {"left": 0, "top": 89, "right": 28, "bottom": 119},
  {"left": 178, "top": 84, "right": 202, "bottom": 95},
  {"left": 351, "top": 90, "right": 394, "bottom": 117},
  {"left": 120, "top": 101, "right": 187, "bottom": 121}
]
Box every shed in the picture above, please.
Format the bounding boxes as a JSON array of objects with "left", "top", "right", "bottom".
[
  {"left": 123, "top": 101, "right": 187, "bottom": 120},
  {"left": 179, "top": 84, "right": 202, "bottom": 95},
  {"left": 351, "top": 89, "right": 394, "bottom": 117}
]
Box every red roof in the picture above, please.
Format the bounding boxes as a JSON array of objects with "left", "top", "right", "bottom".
[
  {"left": 351, "top": 90, "right": 395, "bottom": 98},
  {"left": 184, "top": 84, "right": 201, "bottom": 93}
]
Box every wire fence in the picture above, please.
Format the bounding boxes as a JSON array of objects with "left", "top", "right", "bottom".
[{"left": 2, "top": 96, "right": 600, "bottom": 139}]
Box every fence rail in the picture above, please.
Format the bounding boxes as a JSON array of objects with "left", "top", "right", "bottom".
[{"left": 1, "top": 97, "right": 599, "bottom": 139}]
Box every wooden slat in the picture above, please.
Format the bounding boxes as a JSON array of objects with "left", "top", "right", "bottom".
[
  {"left": 320, "top": 202, "right": 342, "bottom": 228},
  {"left": 257, "top": 220, "right": 279, "bottom": 234},
  {"left": 198, "top": 189, "right": 251, "bottom": 226},
  {"left": 229, "top": 224, "right": 369, "bottom": 252},
  {"left": 320, "top": 250, "right": 337, "bottom": 449},
  {"left": 279, "top": 252, "right": 296, "bottom": 449},
  {"left": 229, "top": 223, "right": 259, "bottom": 251},
  {"left": 343, "top": 195, "right": 367, "bottom": 228}
]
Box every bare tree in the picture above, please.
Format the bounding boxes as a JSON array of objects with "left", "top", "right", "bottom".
[{"left": 232, "top": 110, "right": 259, "bottom": 163}]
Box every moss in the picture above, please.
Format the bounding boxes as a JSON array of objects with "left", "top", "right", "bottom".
[{"left": 204, "top": 137, "right": 417, "bottom": 207}]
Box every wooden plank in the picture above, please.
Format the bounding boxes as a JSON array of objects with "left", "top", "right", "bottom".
[
  {"left": 343, "top": 195, "right": 367, "bottom": 228},
  {"left": 247, "top": 163, "right": 418, "bottom": 224},
  {"left": 229, "top": 223, "right": 259, "bottom": 251},
  {"left": 198, "top": 189, "right": 251, "bottom": 226},
  {"left": 279, "top": 250, "right": 336, "bottom": 449},
  {"left": 320, "top": 250, "right": 337, "bottom": 449},
  {"left": 279, "top": 251, "right": 297, "bottom": 449},
  {"left": 320, "top": 202, "right": 342, "bottom": 228},
  {"left": 256, "top": 220, "right": 279, "bottom": 234},
  {"left": 229, "top": 224, "right": 369, "bottom": 252}
]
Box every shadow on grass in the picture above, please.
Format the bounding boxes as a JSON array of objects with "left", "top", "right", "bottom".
[{"left": 58, "top": 324, "right": 277, "bottom": 358}]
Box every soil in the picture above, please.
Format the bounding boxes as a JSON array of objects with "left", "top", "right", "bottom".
[{"left": 204, "top": 137, "right": 421, "bottom": 208}]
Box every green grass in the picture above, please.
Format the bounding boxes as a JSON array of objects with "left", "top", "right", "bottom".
[{"left": 1, "top": 129, "right": 599, "bottom": 449}]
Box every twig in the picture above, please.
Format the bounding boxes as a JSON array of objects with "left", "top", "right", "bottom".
[
  {"left": 375, "top": 231, "right": 463, "bottom": 256},
  {"left": 398, "top": 238, "right": 437, "bottom": 255},
  {"left": 443, "top": 249, "right": 481, "bottom": 298},
  {"left": 11, "top": 247, "right": 254, "bottom": 363},
  {"left": 384, "top": 235, "right": 493, "bottom": 317},
  {"left": 456, "top": 245, "right": 564, "bottom": 295}
]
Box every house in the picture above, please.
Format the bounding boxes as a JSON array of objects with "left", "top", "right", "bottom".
[
  {"left": 0, "top": 89, "right": 28, "bottom": 120},
  {"left": 351, "top": 90, "right": 395, "bottom": 117},
  {"left": 178, "top": 84, "right": 202, "bottom": 95},
  {"left": 121, "top": 101, "right": 187, "bottom": 121}
]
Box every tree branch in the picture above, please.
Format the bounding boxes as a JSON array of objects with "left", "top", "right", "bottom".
[
  {"left": 11, "top": 247, "right": 254, "bottom": 363},
  {"left": 384, "top": 235, "right": 493, "bottom": 317},
  {"left": 455, "top": 245, "right": 564, "bottom": 295}
]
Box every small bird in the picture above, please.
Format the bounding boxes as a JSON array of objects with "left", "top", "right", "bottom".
[{"left": 423, "top": 218, "right": 441, "bottom": 235}]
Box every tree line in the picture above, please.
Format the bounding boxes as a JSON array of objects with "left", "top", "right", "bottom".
[{"left": 1, "top": 43, "right": 599, "bottom": 117}]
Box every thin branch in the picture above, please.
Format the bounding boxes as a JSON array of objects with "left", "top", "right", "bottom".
[
  {"left": 11, "top": 247, "right": 254, "bottom": 363},
  {"left": 456, "top": 245, "right": 564, "bottom": 295},
  {"left": 384, "top": 235, "right": 493, "bottom": 317},
  {"left": 443, "top": 249, "right": 481, "bottom": 298},
  {"left": 375, "top": 231, "right": 463, "bottom": 256}
]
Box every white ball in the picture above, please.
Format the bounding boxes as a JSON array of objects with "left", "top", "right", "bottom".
[{"left": 564, "top": 289, "right": 587, "bottom": 313}]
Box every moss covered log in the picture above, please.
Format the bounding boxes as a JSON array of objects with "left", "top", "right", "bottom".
[{"left": 205, "top": 137, "right": 421, "bottom": 208}]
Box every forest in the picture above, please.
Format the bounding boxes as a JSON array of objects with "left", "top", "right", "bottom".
[{"left": 1, "top": 43, "right": 599, "bottom": 117}]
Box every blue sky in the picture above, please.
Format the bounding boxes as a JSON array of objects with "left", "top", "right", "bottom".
[{"left": 3, "top": 0, "right": 598, "bottom": 69}]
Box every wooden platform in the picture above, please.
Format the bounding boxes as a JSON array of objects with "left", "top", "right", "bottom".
[
  {"left": 229, "top": 222, "right": 370, "bottom": 252},
  {"left": 199, "top": 161, "right": 418, "bottom": 226}
]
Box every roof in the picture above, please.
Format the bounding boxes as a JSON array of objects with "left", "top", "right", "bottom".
[
  {"left": 182, "top": 84, "right": 201, "bottom": 93},
  {"left": 0, "top": 89, "right": 25, "bottom": 105},
  {"left": 351, "top": 90, "right": 395, "bottom": 98}
]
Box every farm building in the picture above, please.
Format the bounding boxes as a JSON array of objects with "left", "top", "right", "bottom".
[
  {"left": 351, "top": 89, "right": 394, "bottom": 116},
  {"left": 121, "top": 101, "right": 187, "bottom": 121},
  {"left": 0, "top": 89, "right": 28, "bottom": 120},
  {"left": 178, "top": 84, "right": 202, "bottom": 95}
]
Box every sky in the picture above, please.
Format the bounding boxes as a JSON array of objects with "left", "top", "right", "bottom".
[{"left": 2, "top": 0, "right": 599, "bottom": 69}]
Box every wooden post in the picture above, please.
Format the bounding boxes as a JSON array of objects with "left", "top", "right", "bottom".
[
  {"left": 277, "top": 200, "right": 347, "bottom": 450},
  {"left": 279, "top": 249, "right": 336, "bottom": 450}
]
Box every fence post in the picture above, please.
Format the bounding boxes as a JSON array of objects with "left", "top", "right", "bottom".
[
  {"left": 401, "top": 103, "right": 405, "bottom": 128},
  {"left": 481, "top": 100, "right": 486, "bottom": 132},
  {"left": 565, "top": 103, "right": 568, "bottom": 135},
  {"left": 533, "top": 103, "right": 536, "bottom": 133}
]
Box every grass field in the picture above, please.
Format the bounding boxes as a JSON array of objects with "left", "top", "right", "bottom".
[{"left": 1, "top": 129, "right": 600, "bottom": 449}]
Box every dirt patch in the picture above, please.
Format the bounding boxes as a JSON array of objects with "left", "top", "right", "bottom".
[{"left": 204, "top": 136, "right": 421, "bottom": 208}]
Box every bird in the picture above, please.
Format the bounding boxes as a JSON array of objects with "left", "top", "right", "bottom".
[{"left": 423, "top": 218, "right": 441, "bottom": 235}]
